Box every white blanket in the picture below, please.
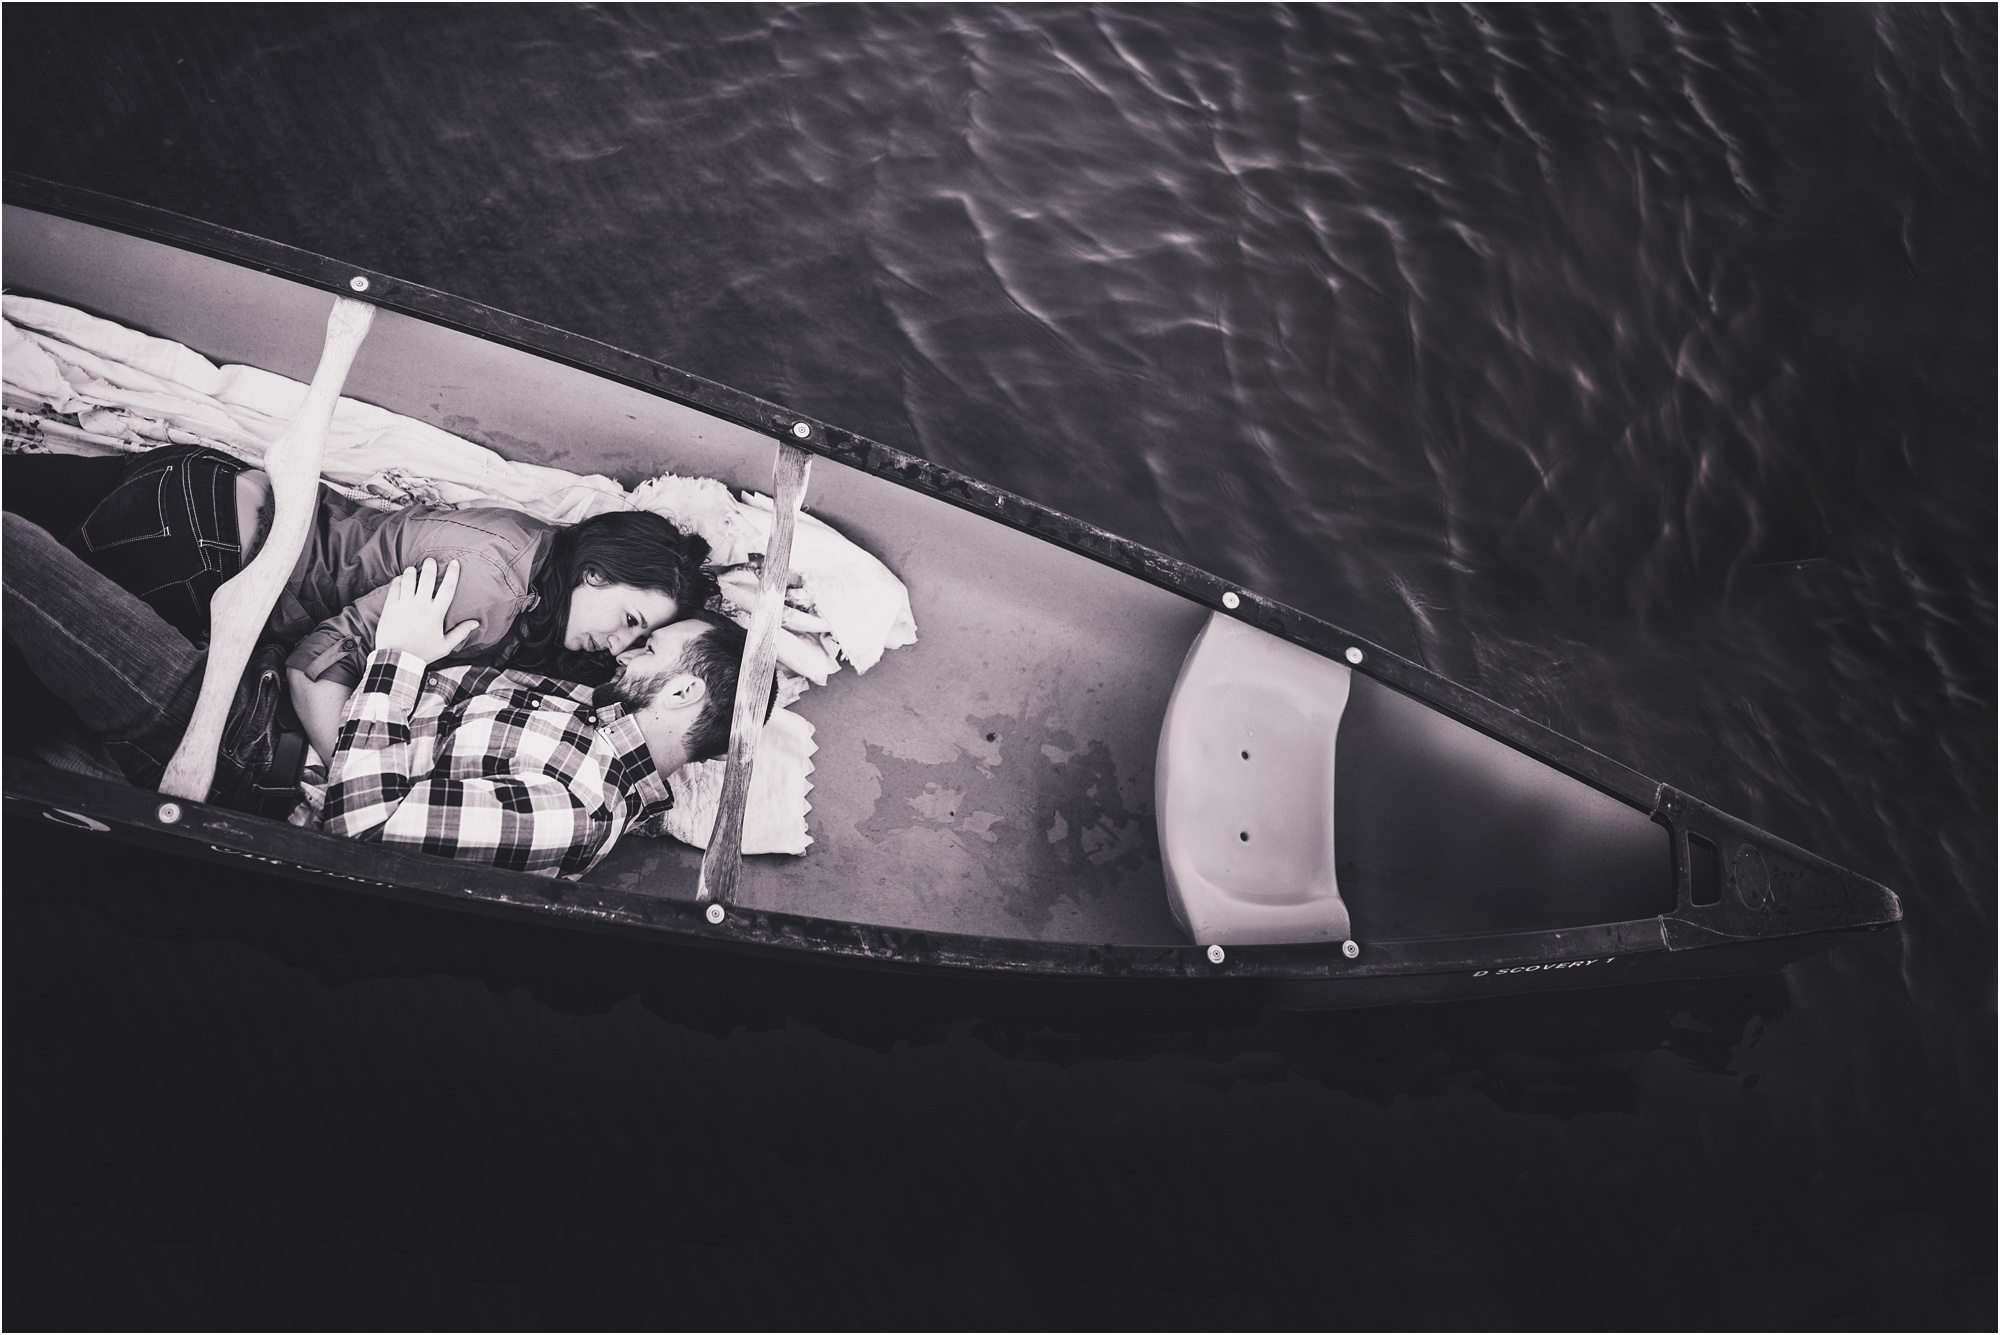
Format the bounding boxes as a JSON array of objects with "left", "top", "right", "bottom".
[{"left": 2, "top": 296, "right": 919, "bottom": 855}]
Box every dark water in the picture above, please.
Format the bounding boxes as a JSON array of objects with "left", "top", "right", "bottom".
[{"left": 5, "top": 5, "right": 1992, "bottom": 1326}]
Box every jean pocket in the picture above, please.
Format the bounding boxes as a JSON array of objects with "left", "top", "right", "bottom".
[{"left": 77, "top": 465, "right": 174, "bottom": 553}]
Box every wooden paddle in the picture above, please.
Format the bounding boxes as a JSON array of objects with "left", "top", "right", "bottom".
[
  {"left": 158, "top": 295, "right": 376, "bottom": 801},
  {"left": 697, "top": 438, "right": 813, "bottom": 906}
]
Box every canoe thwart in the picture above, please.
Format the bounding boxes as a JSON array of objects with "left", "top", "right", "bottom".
[
  {"left": 697, "top": 439, "right": 813, "bottom": 903},
  {"left": 158, "top": 295, "right": 375, "bottom": 801}
]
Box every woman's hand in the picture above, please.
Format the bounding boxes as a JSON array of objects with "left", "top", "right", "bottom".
[{"left": 373, "top": 559, "right": 480, "bottom": 666}]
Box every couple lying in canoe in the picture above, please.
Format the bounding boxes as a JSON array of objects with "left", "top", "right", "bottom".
[{"left": 3, "top": 443, "right": 763, "bottom": 879}]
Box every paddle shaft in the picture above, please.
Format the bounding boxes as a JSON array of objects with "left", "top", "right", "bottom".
[
  {"left": 158, "top": 296, "right": 376, "bottom": 801},
  {"left": 697, "top": 441, "right": 812, "bottom": 904}
]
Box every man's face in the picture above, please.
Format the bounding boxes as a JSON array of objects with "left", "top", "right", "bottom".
[
  {"left": 615, "top": 619, "right": 713, "bottom": 677},
  {"left": 600, "top": 619, "right": 715, "bottom": 714}
]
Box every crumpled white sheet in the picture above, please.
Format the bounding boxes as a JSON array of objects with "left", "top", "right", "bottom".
[
  {"left": 2, "top": 295, "right": 919, "bottom": 855},
  {"left": 4, "top": 296, "right": 634, "bottom": 522}
]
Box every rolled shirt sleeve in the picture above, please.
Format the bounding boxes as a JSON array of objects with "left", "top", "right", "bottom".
[{"left": 319, "top": 649, "right": 434, "bottom": 833}]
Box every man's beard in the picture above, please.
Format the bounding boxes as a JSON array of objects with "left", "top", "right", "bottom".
[{"left": 597, "top": 664, "right": 672, "bottom": 713}]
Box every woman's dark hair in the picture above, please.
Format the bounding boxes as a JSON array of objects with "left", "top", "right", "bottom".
[{"left": 508, "top": 510, "right": 717, "bottom": 684}]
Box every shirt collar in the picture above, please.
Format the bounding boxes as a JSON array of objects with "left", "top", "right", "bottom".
[
  {"left": 488, "top": 670, "right": 674, "bottom": 818},
  {"left": 594, "top": 701, "right": 675, "bottom": 819}
]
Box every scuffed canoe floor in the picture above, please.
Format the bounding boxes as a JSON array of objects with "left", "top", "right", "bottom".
[{"left": 588, "top": 457, "right": 1204, "bottom": 947}]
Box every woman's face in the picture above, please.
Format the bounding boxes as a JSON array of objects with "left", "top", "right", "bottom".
[{"left": 564, "top": 577, "right": 680, "bottom": 656}]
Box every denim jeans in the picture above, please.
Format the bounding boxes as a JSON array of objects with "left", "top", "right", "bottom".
[
  {"left": 63, "top": 444, "right": 251, "bottom": 645},
  {"left": 2, "top": 512, "right": 281, "bottom": 804}
]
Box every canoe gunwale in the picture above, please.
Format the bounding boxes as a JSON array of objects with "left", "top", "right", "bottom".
[
  {"left": 0, "top": 177, "right": 1903, "bottom": 988},
  {"left": 6, "top": 759, "right": 1897, "bottom": 988}
]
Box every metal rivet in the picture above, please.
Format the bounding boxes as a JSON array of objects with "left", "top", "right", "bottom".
[
  {"left": 1344, "top": 647, "right": 1364, "bottom": 664},
  {"left": 156, "top": 801, "right": 183, "bottom": 825},
  {"left": 1342, "top": 939, "right": 1360, "bottom": 959},
  {"left": 1206, "top": 944, "right": 1226, "bottom": 964},
  {"left": 1221, "top": 592, "right": 1241, "bottom": 609},
  {"left": 348, "top": 275, "right": 370, "bottom": 292},
  {"left": 705, "top": 903, "right": 725, "bottom": 924},
  {"left": 791, "top": 421, "right": 812, "bottom": 439}
]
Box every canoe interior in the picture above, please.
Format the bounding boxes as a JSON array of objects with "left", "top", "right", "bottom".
[
  {"left": 1337, "top": 675, "right": 1674, "bottom": 937},
  {"left": 5, "top": 205, "right": 1678, "bottom": 950}
]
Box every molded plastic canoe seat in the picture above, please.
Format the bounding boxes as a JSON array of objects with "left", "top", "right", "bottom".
[{"left": 1155, "top": 613, "right": 1354, "bottom": 948}]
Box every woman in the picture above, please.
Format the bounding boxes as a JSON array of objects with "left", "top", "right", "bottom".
[{"left": 10, "top": 443, "right": 715, "bottom": 764}]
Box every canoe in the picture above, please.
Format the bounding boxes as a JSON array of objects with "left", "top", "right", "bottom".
[{"left": 0, "top": 176, "right": 1901, "bottom": 1007}]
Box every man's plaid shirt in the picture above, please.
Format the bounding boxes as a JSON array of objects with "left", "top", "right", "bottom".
[{"left": 320, "top": 649, "right": 674, "bottom": 879}]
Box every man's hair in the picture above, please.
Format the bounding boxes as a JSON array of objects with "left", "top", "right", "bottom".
[
  {"left": 674, "top": 613, "right": 748, "bottom": 763},
  {"left": 607, "top": 612, "right": 778, "bottom": 764}
]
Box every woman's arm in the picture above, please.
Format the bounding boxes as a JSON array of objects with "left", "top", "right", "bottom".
[{"left": 289, "top": 667, "right": 354, "bottom": 764}]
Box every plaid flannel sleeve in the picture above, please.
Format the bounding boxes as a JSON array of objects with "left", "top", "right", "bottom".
[{"left": 320, "top": 651, "right": 607, "bottom": 877}]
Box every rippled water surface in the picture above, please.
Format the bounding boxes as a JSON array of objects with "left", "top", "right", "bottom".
[{"left": 5, "top": 6, "right": 1992, "bottom": 1326}]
